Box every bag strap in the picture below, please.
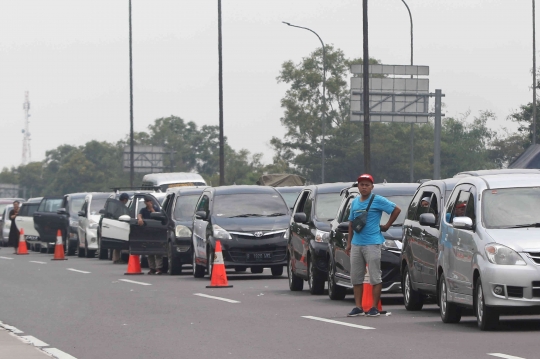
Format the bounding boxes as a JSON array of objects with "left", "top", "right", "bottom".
[{"left": 365, "top": 194, "right": 376, "bottom": 212}]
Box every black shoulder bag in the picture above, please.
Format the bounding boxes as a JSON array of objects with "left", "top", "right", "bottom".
[{"left": 352, "top": 195, "right": 376, "bottom": 233}]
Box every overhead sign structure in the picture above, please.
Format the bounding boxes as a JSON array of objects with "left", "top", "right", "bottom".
[
  {"left": 123, "top": 146, "right": 165, "bottom": 173},
  {"left": 350, "top": 64, "right": 430, "bottom": 123}
]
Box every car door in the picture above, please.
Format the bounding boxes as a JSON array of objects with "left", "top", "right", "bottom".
[
  {"left": 417, "top": 186, "right": 442, "bottom": 287},
  {"left": 290, "top": 190, "right": 312, "bottom": 276},
  {"left": 101, "top": 198, "right": 130, "bottom": 244},
  {"left": 334, "top": 193, "right": 357, "bottom": 279},
  {"left": 192, "top": 192, "right": 211, "bottom": 264},
  {"left": 129, "top": 194, "right": 167, "bottom": 256},
  {"left": 77, "top": 198, "right": 90, "bottom": 247},
  {"left": 34, "top": 197, "right": 64, "bottom": 243},
  {"left": 402, "top": 189, "right": 425, "bottom": 284},
  {"left": 15, "top": 204, "right": 39, "bottom": 239}
]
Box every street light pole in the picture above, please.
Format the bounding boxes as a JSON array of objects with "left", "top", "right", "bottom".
[
  {"left": 401, "top": 0, "right": 414, "bottom": 182},
  {"left": 533, "top": 0, "right": 537, "bottom": 145},
  {"left": 282, "top": 22, "right": 326, "bottom": 183},
  {"left": 218, "top": 0, "right": 225, "bottom": 185},
  {"left": 129, "top": 0, "right": 134, "bottom": 187},
  {"left": 363, "top": 0, "right": 371, "bottom": 173}
]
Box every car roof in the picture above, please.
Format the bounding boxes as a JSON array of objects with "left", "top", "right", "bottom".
[
  {"left": 274, "top": 186, "right": 304, "bottom": 193},
  {"left": 26, "top": 197, "right": 42, "bottom": 203},
  {"left": 166, "top": 186, "right": 207, "bottom": 196},
  {"left": 346, "top": 182, "right": 419, "bottom": 196},
  {"left": 213, "top": 185, "right": 279, "bottom": 195},
  {"left": 303, "top": 182, "right": 351, "bottom": 194},
  {"left": 65, "top": 192, "right": 88, "bottom": 198},
  {"left": 454, "top": 169, "right": 540, "bottom": 177},
  {"left": 142, "top": 172, "right": 205, "bottom": 184},
  {"left": 464, "top": 173, "right": 540, "bottom": 189}
]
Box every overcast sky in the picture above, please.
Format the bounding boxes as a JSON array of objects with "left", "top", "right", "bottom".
[{"left": 0, "top": 0, "right": 536, "bottom": 170}]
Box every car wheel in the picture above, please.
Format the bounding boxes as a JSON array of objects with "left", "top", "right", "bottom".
[
  {"left": 77, "top": 245, "right": 85, "bottom": 257},
  {"left": 271, "top": 266, "right": 283, "bottom": 276},
  {"left": 66, "top": 240, "right": 76, "bottom": 256},
  {"left": 206, "top": 248, "right": 214, "bottom": 277},
  {"left": 476, "top": 277, "right": 499, "bottom": 331},
  {"left": 193, "top": 250, "right": 205, "bottom": 278},
  {"left": 40, "top": 244, "right": 48, "bottom": 254},
  {"left": 308, "top": 257, "right": 325, "bottom": 295},
  {"left": 167, "top": 241, "right": 182, "bottom": 275},
  {"left": 287, "top": 255, "right": 304, "bottom": 291},
  {"left": 251, "top": 267, "right": 264, "bottom": 274},
  {"left": 439, "top": 273, "right": 462, "bottom": 323},
  {"left": 85, "top": 240, "right": 95, "bottom": 258},
  {"left": 403, "top": 266, "right": 424, "bottom": 311},
  {"left": 97, "top": 238, "right": 108, "bottom": 260},
  {"left": 328, "top": 259, "right": 346, "bottom": 300}
]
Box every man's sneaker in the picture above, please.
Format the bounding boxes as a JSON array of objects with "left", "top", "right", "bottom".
[
  {"left": 147, "top": 269, "right": 156, "bottom": 275},
  {"left": 365, "top": 307, "right": 380, "bottom": 317},
  {"left": 347, "top": 307, "right": 364, "bottom": 317}
]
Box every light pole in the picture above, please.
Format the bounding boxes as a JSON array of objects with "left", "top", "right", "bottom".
[
  {"left": 129, "top": 0, "right": 134, "bottom": 187},
  {"left": 533, "top": 0, "right": 537, "bottom": 145},
  {"left": 401, "top": 0, "right": 414, "bottom": 182},
  {"left": 218, "top": 0, "right": 225, "bottom": 185},
  {"left": 282, "top": 21, "right": 327, "bottom": 183}
]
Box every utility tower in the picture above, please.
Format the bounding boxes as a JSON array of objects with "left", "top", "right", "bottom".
[{"left": 22, "top": 91, "right": 31, "bottom": 165}]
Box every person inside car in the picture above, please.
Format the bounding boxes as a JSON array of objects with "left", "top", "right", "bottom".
[{"left": 138, "top": 196, "right": 163, "bottom": 275}]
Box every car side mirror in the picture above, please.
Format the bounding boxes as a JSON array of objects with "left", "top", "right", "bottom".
[
  {"left": 419, "top": 213, "right": 437, "bottom": 227},
  {"left": 150, "top": 212, "right": 166, "bottom": 221},
  {"left": 99, "top": 209, "right": 105, "bottom": 215},
  {"left": 337, "top": 221, "right": 349, "bottom": 233},
  {"left": 293, "top": 212, "right": 307, "bottom": 224},
  {"left": 195, "top": 211, "right": 207, "bottom": 220},
  {"left": 453, "top": 216, "right": 473, "bottom": 230},
  {"left": 56, "top": 208, "right": 67, "bottom": 215},
  {"left": 118, "top": 215, "right": 131, "bottom": 222},
  {"left": 77, "top": 211, "right": 85, "bottom": 217}
]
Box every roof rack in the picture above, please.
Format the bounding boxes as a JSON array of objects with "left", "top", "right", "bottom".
[{"left": 110, "top": 186, "right": 161, "bottom": 193}]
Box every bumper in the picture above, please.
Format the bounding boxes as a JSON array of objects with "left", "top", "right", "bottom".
[
  {"left": 86, "top": 229, "right": 99, "bottom": 249},
  {"left": 171, "top": 237, "right": 192, "bottom": 264},
  {"left": 381, "top": 249, "right": 401, "bottom": 291},
  {"left": 220, "top": 236, "right": 287, "bottom": 268}
]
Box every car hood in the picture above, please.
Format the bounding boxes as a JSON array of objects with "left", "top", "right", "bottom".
[
  {"left": 313, "top": 219, "right": 331, "bottom": 232},
  {"left": 383, "top": 226, "right": 403, "bottom": 241},
  {"left": 485, "top": 228, "right": 540, "bottom": 252},
  {"left": 213, "top": 215, "right": 290, "bottom": 232}
]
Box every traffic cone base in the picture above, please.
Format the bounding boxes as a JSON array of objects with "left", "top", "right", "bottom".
[
  {"left": 125, "top": 254, "right": 144, "bottom": 275},
  {"left": 361, "top": 265, "right": 385, "bottom": 314},
  {"left": 206, "top": 240, "right": 233, "bottom": 288},
  {"left": 17, "top": 228, "right": 29, "bottom": 255},
  {"left": 51, "top": 229, "right": 67, "bottom": 261}
]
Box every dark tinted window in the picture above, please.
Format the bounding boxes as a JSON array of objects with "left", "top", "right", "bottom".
[
  {"left": 174, "top": 195, "right": 200, "bottom": 221},
  {"left": 105, "top": 199, "right": 129, "bottom": 220},
  {"left": 27, "top": 204, "right": 39, "bottom": 216},
  {"left": 196, "top": 195, "right": 210, "bottom": 214},
  {"left": 213, "top": 193, "right": 288, "bottom": 218},
  {"left": 315, "top": 193, "right": 342, "bottom": 221},
  {"left": 38, "top": 199, "right": 62, "bottom": 212},
  {"left": 407, "top": 190, "right": 423, "bottom": 220},
  {"left": 18, "top": 205, "right": 29, "bottom": 216},
  {"left": 445, "top": 189, "right": 461, "bottom": 222},
  {"left": 340, "top": 194, "right": 358, "bottom": 222}
]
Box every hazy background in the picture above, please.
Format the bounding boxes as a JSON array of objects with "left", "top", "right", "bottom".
[{"left": 0, "top": 0, "right": 534, "bottom": 169}]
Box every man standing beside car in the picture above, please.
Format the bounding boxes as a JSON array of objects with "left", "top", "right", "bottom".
[
  {"left": 345, "top": 174, "right": 401, "bottom": 317},
  {"left": 137, "top": 196, "right": 163, "bottom": 275}
]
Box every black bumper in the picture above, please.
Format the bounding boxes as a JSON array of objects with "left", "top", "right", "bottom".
[
  {"left": 310, "top": 240, "right": 329, "bottom": 274},
  {"left": 381, "top": 249, "right": 401, "bottom": 290},
  {"left": 219, "top": 236, "right": 287, "bottom": 268}
]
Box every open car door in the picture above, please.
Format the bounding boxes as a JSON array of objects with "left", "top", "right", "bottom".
[
  {"left": 33, "top": 197, "right": 65, "bottom": 244},
  {"left": 128, "top": 194, "right": 168, "bottom": 256},
  {"left": 101, "top": 198, "right": 130, "bottom": 250}
]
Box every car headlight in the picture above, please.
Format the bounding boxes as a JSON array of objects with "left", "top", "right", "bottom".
[
  {"left": 212, "top": 224, "right": 232, "bottom": 240},
  {"left": 175, "top": 225, "right": 192, "bottom": 238},
  {"left": 382, "top": 239, "right": 399, "bottom": 250},
  {"left": 315, "top": 230, "right": 329, "bottom": 243},
  {"left": 485, "top": 243, "right": 526, "bottom": 266},
  {"left": 89, "top": 223, "right": 99, "bottom": 230},
  {"left": 70, "top": 219, "right": 79, "bottom": 227},
  {"left": 284, "top": 230, "right": 290, "bottom": 240}
]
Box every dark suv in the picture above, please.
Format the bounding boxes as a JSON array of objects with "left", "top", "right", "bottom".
[
  {"left": 287, "top": 182, "right": 349, "bottom": 294},
  {"left": 326, "top": 182, "right": 419, "bottom": 300},
  {"left": 192, "top": 185, "right": 290, "bottom": 277}
]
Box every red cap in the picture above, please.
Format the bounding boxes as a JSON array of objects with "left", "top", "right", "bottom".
[
  {"left": 456, "top": 203, "right": 467, "bottom": 209},
  {"left": 357, "top": 174, "right": 374, "bottom": 184}
]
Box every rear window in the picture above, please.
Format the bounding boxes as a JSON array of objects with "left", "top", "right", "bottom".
[
  {"left": 38, "top": 199, "right": 62, "bottom": 212},
  {"left": 173, "top": 195, "right": 200, "bottom": 221},
  {"left": 213, "top": 193, "right": 288, "bottom": 218}
]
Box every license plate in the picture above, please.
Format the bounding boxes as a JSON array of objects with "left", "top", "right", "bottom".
[
  {"left": 247, "top": 252, "right": 272, "bottom": 261},
  {"left": 25, "top": 236, "right": 38, "bottom": 241}
]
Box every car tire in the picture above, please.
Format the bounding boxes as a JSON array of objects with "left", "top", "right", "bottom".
[
  {"left": 328, "top": 259, "right": 346, "bottom": 300},
  {"left": 66, "top": 241, "right": 76, "bottom": 256},
  {"left": 308, "top": 257, "right": 325, "bottom": 295},
  {"left": 167, "top": 241, "right": 182, "bottom": 275},
  {"left": 476, "top": 277, "right": 499, "bottom": 331},
  {"left": 403, "top": 266, "right": 424, "bottom": 311},
  {"left": 271, "top": 266, "right": 283, "bottom": 276},
  {"left": 251, "top": 267, "right": 264, "bottom": 274},
  {"left": 287, "top": 255, "right": 304, "bottom": 291},
  {"left": 207, "top": 248, "right": 214, "bottom": 277},
  {"left": 235, "top": 266, "right": 247, "bottom": 272},
  {"left": 78, "top": 246, "right": 85, "bottom": 257},
  {"left": 439, "top": 273, "right": 462, "bottom": 323},
  {"left": 140, "top": 255, "right": 149, "bottom": 268},
  {"left": 193, "top": 250, "right": 205, "bottom": 278},
  {"left": 85, "top": 240, "right": 95, "bottom": 258}
]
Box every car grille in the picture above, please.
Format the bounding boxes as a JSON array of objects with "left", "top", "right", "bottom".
[
  {"left": 526, "top": 252, "right": 540, "bottom": 264},
  {"left": 230, "top": 232, "right": 285, "bottom": 241},
  {"left": 506, "top": 286, "right": 523, "bottom": 298},
  {"left": 228, "top": 249, "right": 287, "bottom": 263},
  {"left": 533, "top": 281, "right": 540, "bottom": 298},
  {"left": 177, "top": 244, "right": 190, "bottom": 252}
]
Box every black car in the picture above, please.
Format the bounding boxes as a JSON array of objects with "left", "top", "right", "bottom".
[
  {"left": 287, "top": 182, "right": 350, "bottom": 294},
  {"left": 275, "top": 186, "right": 303, "bottom": 210},
  {"left": 326, "top": 182, "right": 419, "bottom": 300},
  {"left": 192, "top": 185, "right": 290, "bottom": 277},
  {"left": 33, "top": 197, "right": 64, "bottom": 253}
]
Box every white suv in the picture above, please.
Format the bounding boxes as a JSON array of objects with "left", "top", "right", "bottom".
[{"left": 77, "top": 193, "right": 113, "bottom": 258}]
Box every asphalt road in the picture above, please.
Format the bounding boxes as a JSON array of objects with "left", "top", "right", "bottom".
[{"left": 1, "top": 251, "right": 539, "bottom": 359}]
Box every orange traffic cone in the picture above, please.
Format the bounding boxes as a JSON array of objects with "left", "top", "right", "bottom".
[
  {"left": 51, "top": 230, "right": 67, "bottom": 261},
  {"left": 206, "top": 240, "right": 233, "bottom": 288},
  {"left": 17, "top": 228, "right": 29, "bottom": 255},
  {"left": 361, "top": 265, "right": 385, "bottom": 314},
  {"left": 124, "top": 255, "right": 143, "bottom": 275}
]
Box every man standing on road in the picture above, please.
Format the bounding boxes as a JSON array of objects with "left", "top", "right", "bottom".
[
  {"left": 112, "top": 193, "right": 130, "bottom": 264},
  {"left": 138, "top": 196, "right": 163, "bottom": 275},
  {"left": 345, "top": 174, "right": 401, "bottom": 317}
]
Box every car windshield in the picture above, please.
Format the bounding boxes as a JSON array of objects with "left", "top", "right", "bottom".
[
  {"left": 69, "top": 198, "right": 85, "bottom": 215},
  {"left": 315, "top": 193, "right": 342, "bottom": 221},
  {"left": 173, "top": 195, "right": 200, "bottom": 221},
  {"left": 482, "top": 187, "right": 540, "bottom": 228},
  {"left": 279, "top": 190, "right": 302, "bottom": 209},
  {"left": 214, "top": 193, "right": 288, "bottom": 218},
  {"left": 90, "top": 197, "right": 108, "bottom": 215},
  {"left": 380, "top": 195, "right": 413, "bottom": 226}
]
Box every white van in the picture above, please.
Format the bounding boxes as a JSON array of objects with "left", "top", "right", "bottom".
[{"left": 141, "top": 172, "right": 207, "bottom": 192}]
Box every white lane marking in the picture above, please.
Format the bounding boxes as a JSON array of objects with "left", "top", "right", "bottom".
[
  {"left": 43, "top": 348, "right": 78, "bottom": 359},
  {"left": 66, "top": 268, "right": 91, "bottom": 274},
  {"left": 0, "top": 323, "right": 23, "bottom": 334},
  {"left": 0, "top": 256, "right": 13, "bottom": 259},
  {"left": 193, "top": 293, "right": 240, "bottom": 303},
  {"left": 30, "top": 261, "right": 47, "bottom": 264},
  {"left": 20, "top": 335, "right": 49, "bottom": 347},
  {"left": 488, "top": 354, "right": 526, "bottom": 359},
  {"left": 118, "top": 279, "right": 151, "bottom": 286},
  {"left": 302, "top": 316, "right": 375, "bottom": 330}
]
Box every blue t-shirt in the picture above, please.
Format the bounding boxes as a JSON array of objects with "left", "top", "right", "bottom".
[{"left": 348, "top": 194, "right": 396, "bottom": 246}]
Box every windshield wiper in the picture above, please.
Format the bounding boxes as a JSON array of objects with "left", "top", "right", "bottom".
[
  {"left": 265, "top": 212, "right": 287, "bottom": 217},
  {"left": 228, "top": 213, "right": 264, "bottom": 218},
  {"left": 500, "top": 223, "right": 540, "bottom": 229}
]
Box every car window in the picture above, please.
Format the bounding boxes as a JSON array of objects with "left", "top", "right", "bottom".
[
  {"left": 279, "top": 190, "right": 302, "bottom": 209},
  {"left": 69, "top": 198, "right": 86, "bottom": 216},
  {"left": 105, "top": 199, "right": 129, "bottom": 220},
  {"left": 303, "top": 194, "right": 313, "bottom": 222},
  {"left": 340, "top": 194, "right": 358, "bottom": 222},
  {"left": 27, "top": 204, "right": 39, "bottom": 216},
  {"left": 445, "top": 188, "right": 461, "bottom": 223},
  {"left": 18, "top": 205, "right": 29, "bottom": 217},
  {"left": 89, "top": 197, "right": 107, "bottom": 215},
  {"left": 315, "top": 193, "right": 342, "bottom": 221},
  {"left": 173, "top": 195, "right": 200, "bottom": 221},
  {"left": 407, "top": 190, "right": 423, "bottom": 221},
  {"left": 381, "top": 195, "right": 415, "bottom": 226},
  {"left": 482, "top": 187, "right": 540, "bottom": 228},
  {"left": 414, "top": 191, "right": 434, "bottom": 221},
  {"left": 213, "top": 193, "right": 288, "bottom": 218},
  {"left": 196, "top": 194, "right": 210, "bottom": 214},
  {"left": 38, "top": 199, "right": 63, "bottom": 212},
  {"left": 294, "top": 191, "right": 310, "bottom": 215},
  {"left": 451, "top": 191, "right": 472, "bottom": 224}
]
